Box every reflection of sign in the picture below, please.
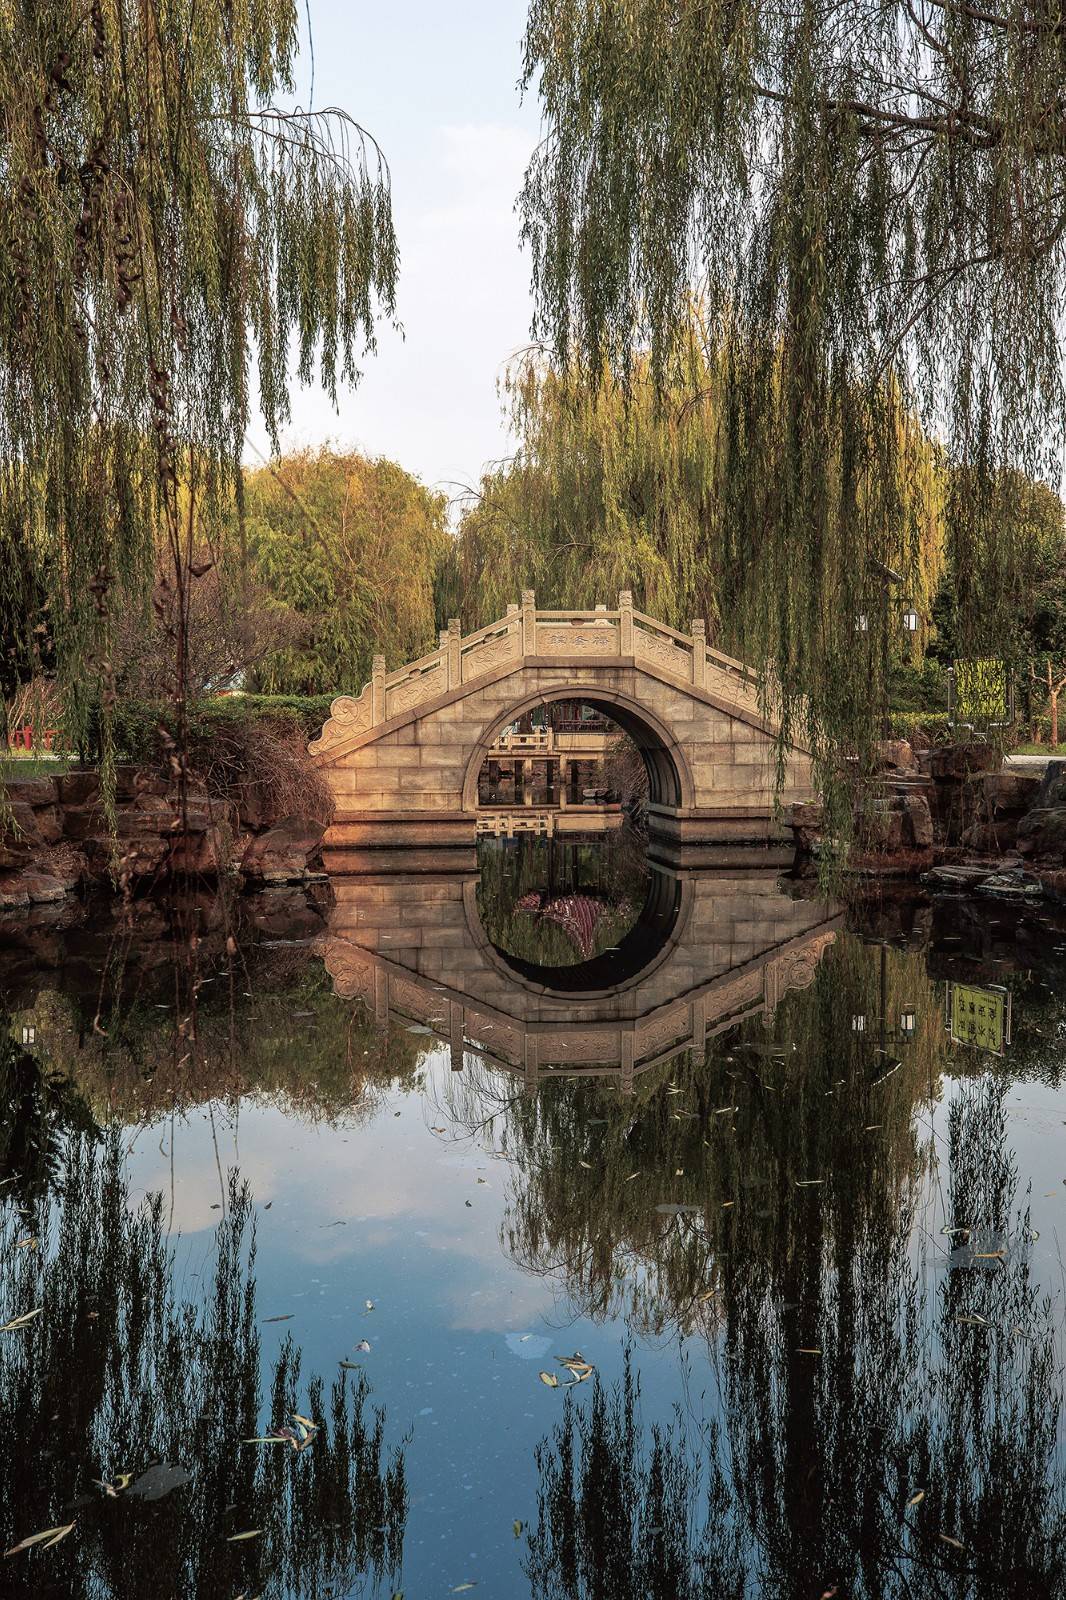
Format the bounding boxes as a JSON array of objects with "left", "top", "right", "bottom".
[
  {"left": 946, "top": 983, "right": 1010, "bottom": 1055},
  {"left": 953, "top": 660, "right": 1010, "bottom": 726}
]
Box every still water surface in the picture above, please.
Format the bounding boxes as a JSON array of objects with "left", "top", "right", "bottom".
[{"left": 2, "top": 835, "right": 1065, "bottom": 1598}]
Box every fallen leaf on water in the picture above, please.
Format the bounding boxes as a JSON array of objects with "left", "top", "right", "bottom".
[
  {"left": 698, "top": 1288, "right": 716, "bottom": 1302},
  {"left": 795, "top": 1179, "right": 824, "bottom": 1187},
  {"left": 513, "top": 1520, "right": 523, "bottom": 1538},
  {"left": 625, "top": 1171, "right": 641, "bottom": 1182},
  {"left": 796, "top": 1348, "right": 822, "bottom": 1355},
  {"left": 538, "top": 1371, "right": 560, "bottom": 1388},
  {"left": 819, "top": 1588, "right": 839, "bottom": 1599},
  {"left": 5, "top": 1523, "right": 75, "bottom": 1555},
  {"left": 430, "top": 1127, "right": 446, "bottom": 1134},
  {"left": 340, "top": 1360, "right": 362, "bottom": 1370},
  {"left": 227, "top": 1529, "right": 262, "bottom": 1542},
  {"left": 906, "top": 1490, "right": 925, "bottom": 1509},
  {"left": 127, "top": 1462, "right": 193, "bottom": 1500},
  {"left": 974, "top": 1251, "right": 1005, "bottom": 1260},
  {"left": 262, "top": 1315, "right": 293, "bottom": 1324},
  {"left": 0, "top": 1308, "right": 42, "bottom": 1332},
  {"left": 245, "top": 1413, "right": 319, "bottom": 1453},
  {"left": 451, "top": 1585, "right": 477, "bottom": 1593},
  {"left": 674, "top": 1168, "right": 684, "bottom": 1176},
  {"left": 476, "top": 1178, "right": 487, "bottom": 1186},
  {"left": 939, "top": 1534, "right": 965, "bottom": 1549},
  {"left": 92, "top": 1473, "right": 132, "bottom": 1497},
  {"left": 955, "top": 1314, "right": 991, "bottom": 1327},
  {"left": 14, "top": 1238, "right": 37, "bottom": 1251},
  {"left": 578, "top": 1161, "right": 592, "bottom": 1170}
]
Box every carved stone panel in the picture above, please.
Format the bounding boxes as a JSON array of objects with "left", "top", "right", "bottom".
[
  {"left": 635, "top": 628, "right": 692, "bottom": 680},
  {"left": 535, "top": 623, "right": 619, "bottom": 656},
  {"left": 308, "top": 686, "right": 373, "bottom": 756},
  {"left": 385, "top": 663, "right": 445, "bottom": 719},
  {"left": 461, "top": 629, "right": 521, "bottom": 682},
  {"left": 635, "top": 1003, "right": 690, "bottom": 1061}
]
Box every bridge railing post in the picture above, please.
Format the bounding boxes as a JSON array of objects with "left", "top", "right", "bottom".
[
  {"left": 372, "top": 654, "right": 386, "bottom": 725},
  {"left": 522, "top": 589, "right": 536, "bottom": 656},
  {"left": 447, "top": 617, "right": 461, "bottom": 688},
  {"left": 691, "top": 619, "right": 707, "bottom": 688},
  {"left": 619, "top": 590, "right": 633, "bottom": 654}
]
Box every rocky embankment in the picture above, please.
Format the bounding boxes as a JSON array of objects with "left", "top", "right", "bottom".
[
  {"left": 0, "top": 768, "right": 326, "bottom": 908},
  {"left": 790, "top": 744, "right": 1066, "bottom": 895}
]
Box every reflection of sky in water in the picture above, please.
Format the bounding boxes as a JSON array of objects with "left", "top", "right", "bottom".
[
  {"left": 124, "top": 1055, "right": 713, "bottom": 1593},
  {"left": 114, "top": 1027, "right": 1066, "bottom": 1594}
]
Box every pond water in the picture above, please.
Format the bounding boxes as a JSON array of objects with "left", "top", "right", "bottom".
[{"left": 1, "top": 837, "right": 1066, "bottom": 1598}]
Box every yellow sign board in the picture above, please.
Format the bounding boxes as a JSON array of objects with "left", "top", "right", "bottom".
[
  {"left": 946, "top": 983, "right": 1010, "bottom": 1055},
  {"left": 954, "top": 659, "right": 1008, "bottom": 725}
]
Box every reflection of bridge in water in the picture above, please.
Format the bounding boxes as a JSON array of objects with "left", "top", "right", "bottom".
[{"left": 318, "top": 866, "right": 840, "bottom": 1091}]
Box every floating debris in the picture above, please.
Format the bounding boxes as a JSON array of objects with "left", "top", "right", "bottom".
[
  {"left": 245, "top": 1413, "right": 319, "bottom": 1454},
  {"left": 5, "top": 1522, "right": 75, "bottom": 1555}
]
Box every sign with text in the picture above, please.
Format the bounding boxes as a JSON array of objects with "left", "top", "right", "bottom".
[{"left": 946, "top": 983, "right": 1011, "bottom": 1056}]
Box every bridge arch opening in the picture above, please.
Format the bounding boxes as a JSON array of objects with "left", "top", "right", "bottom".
[{"left": 461, "top": 688, "right": 692, "bottom": 816}]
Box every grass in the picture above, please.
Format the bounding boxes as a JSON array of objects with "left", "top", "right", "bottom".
[
  {"left": 1, "top": 755, "right": 74, "bottom": 779},
  {"left": 1012, "top": 744, "right": 1066, "bottom": 757}
]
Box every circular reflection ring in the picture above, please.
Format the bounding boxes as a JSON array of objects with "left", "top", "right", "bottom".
[{"left": 464, "top": 867, "right": 691, "bottom": 998}]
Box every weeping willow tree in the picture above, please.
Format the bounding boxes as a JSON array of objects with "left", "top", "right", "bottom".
[
  {"left": 455, "top": 330, "right": 945, "bottom": 679},
  {"left": 520, "top": 0, "right": 1066, "bottom": 766},
  {"left": 0, "top": 1, "right": 396, "bottom": 778}
]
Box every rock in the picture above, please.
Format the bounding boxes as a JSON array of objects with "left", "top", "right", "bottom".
[
  {"left": 0, "top": 839, "right": 31, "bottom": 871},
  {"left": 974, "top": 866, "right": 1043, "bottom": 901},
  {"left": 3, "top": 801, "right": 41, "bottom": 842},
  {"left": 166, "top": 827, "right": 225, "bottom": 875},
  {"left": 982, "top": 773, "right": 1040, "bottom": 816},
  {"left": 960, "top": 820, "right": 1017, "bottom": 854},
  {"left": 872, "top": 739, "right": 919, "bottom": 774},
  {"left": 62, "top": 803, "right": 105, "bottom": 842},
  {"left": 58, "top": 770, "right": 101, "bottom": 806},
  {"left": 0, "top": 875, "right": 29, "bottom": 908},
  {"left": 787, "top": 801, "right": 824, "bottom": 852},
  {"left": 922, "top": 864, "right": 999, "bottom": 891},
  {"left": 3, "top": 776, "right": 58, "bottom": 806},
  {"left": 1017, "top": 806, "right": 1066, "bottom": 862},
  {"left": 902, "top": 794, "right": 933, "bottom": 848},
  {"left": 14, "top": 870, "right": 70, "bottom": 904},
  {"left": 919, "top": 743, "right": 998, "bottom": 781},
  {"left": 32, "top": 805, "right": 63, "bottom": 846},
  {"left": 240, "top": 815, "right": 326, "bottom": 882},
  {"left": 1034, "top": 759, "right": 1066, "bottom": 810}
]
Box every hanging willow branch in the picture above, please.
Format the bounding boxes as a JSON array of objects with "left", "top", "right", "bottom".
[
  {"left": 520, "top": 0, "right": 1066, "bottom": 781},
  {"left": 0, "top": 0, "right": 397, "bottom": 778}
]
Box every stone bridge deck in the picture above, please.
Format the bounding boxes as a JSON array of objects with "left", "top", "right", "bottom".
[{"left": 309, "top": 592, "right": 814, "bottom": 863}]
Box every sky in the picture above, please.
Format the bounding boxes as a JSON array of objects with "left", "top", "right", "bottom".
[{"left": 250, "top": 0, "right": 540, "bottom": 508}]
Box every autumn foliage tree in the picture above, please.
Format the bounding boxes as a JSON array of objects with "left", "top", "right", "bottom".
[{"left": 239, "top": 447, "right": 452, "bottom": 695}]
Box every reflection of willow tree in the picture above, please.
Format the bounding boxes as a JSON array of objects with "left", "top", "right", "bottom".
[
  {"left": 527, "top": 1077, "right": 1066, "bottom": 1598},
  {"left": 15, "top": 959, "right": 428, "bottom": 1129},
  {"left": 452, "top": 939, "right": 949, "bottom": 1334},
  {"left": 0, "top": 1134, "right": 406, "bottom": 1599},
  {"left": 475, "top": 835, "right": 648, "bottom": 967}
]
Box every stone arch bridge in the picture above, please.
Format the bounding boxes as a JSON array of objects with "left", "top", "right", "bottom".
[
  {"left": 309, "top": 592, "right": 814, "bottom": 863},
  {"left": 318, "top": 868, "right": 840, "bottom": 1090}
]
